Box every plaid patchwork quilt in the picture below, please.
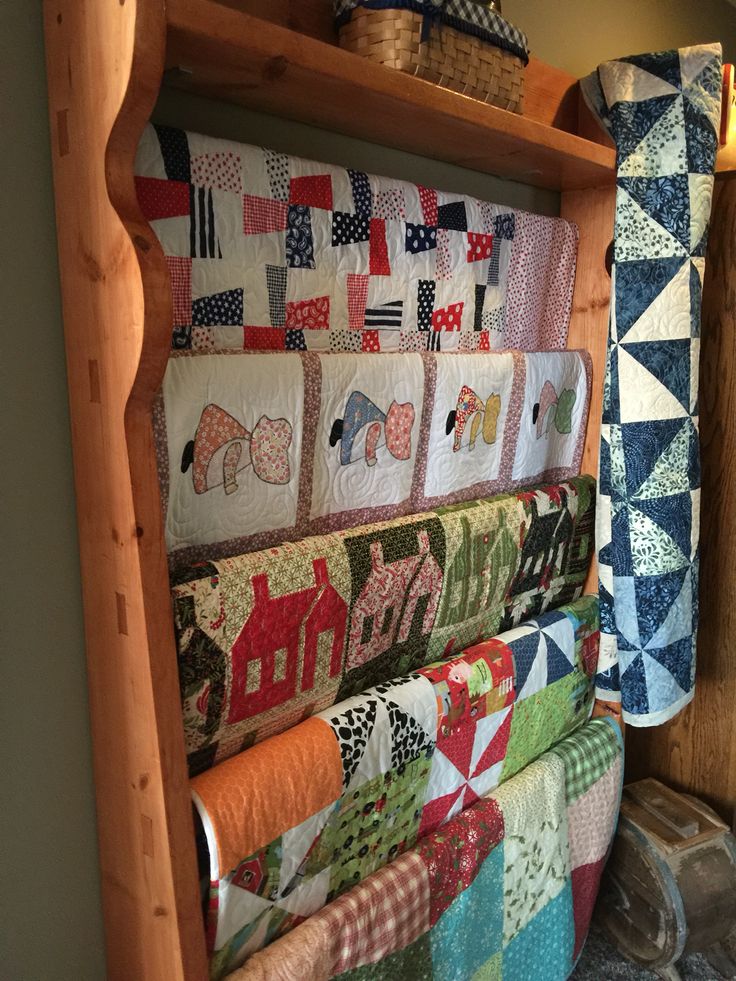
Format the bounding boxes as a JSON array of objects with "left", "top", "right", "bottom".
[
  {"left": 157, "top": 349, "right": 591, "bottom": 564},
  {"left": 190, "top": 596, "right": 600, "bottom": 978},
  {"left": 134, "top": 125, "right": 577, "bottom": 354},
  {"left": 173, "top": 477, "right": 595, "bottom": 774},
  {"left": 221, "top": 717, "right": 622, "bottom": 981}
]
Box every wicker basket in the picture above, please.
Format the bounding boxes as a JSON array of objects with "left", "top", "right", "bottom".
[{"left": 339, "top": 7, "right": 525, "bottom": 112}]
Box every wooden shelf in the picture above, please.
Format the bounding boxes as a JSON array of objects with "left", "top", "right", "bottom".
[{"left": 165, "top": 0, "right": 617, "bottom": 192}]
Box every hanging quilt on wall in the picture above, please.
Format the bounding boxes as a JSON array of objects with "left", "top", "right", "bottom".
[
  {"left": 581, "top": 44, "right": 722, "bottom": 725},
  {"left": 134, "top": 124, "right": 578, "bottom": 354},
  {"left": 157, "top": 349, "right": 591, "bottom": 564},
  {"left": 224, "top": 717, "right": 623, "bottom": 981}
]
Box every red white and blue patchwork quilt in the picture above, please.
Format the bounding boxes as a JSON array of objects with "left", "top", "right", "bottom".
[{"left": 135, "top": 125, "right": 578, "bottom": 355}]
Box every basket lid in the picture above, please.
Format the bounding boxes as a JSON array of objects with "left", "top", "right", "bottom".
[{"left": 334, "top": 0, "right": 530, "bottom": 65}]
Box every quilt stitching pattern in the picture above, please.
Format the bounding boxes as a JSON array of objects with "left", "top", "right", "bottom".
[
  {"left": 215, "top": 717, "right": 622, "bottom": 981},
  {"left": 192, "top": 599, "right": 600, "bottom": 976}
]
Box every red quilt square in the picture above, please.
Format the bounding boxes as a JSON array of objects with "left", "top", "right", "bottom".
[
  {"left": 369, "top": 218, "right": 391, "bottom": 276},
  {"left": 289, "top": 174, "right": 333, "bottom": 211},
  {"left": 361, "top": 329, "right": 380, "bottom": 352},
  {"left": 417, "top": 185, "right": 438, "bottom": 226},
  {"left": 467, "top": 232, "right": 494, "bottom": 262},
  {"left": 285, "top": 296, "right": 331, "bottom": 330},
  {"left": 478, "top": 331, "right": 491, "bottom": 351},
  {"left": 135, "top": 176, "right": 190, "bottom": 220},
  {"left": 432, "top": 302, "right": 464, "bottom": 332},
  {"left": 165, "top": 256, "right": 192, "bottom": 326},
  {"left": 243, "top": 195, "right": 288, "bottom": 234},
  {"left": 572, "top": 859, "right": 606, "bottom": 959},
  {"left": 347, "top": 273, "right": 369, "bottom": 329},
  {"left": 417, "top": 797, "right": 504, "bottom": 926},
  {"left": 243, "top": 326, "right": 286, "bottom": 350}
]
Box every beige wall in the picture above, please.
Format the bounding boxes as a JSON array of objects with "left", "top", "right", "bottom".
[
  {"left": 505, "top": 0, "right": 736, "bottom": 75},
  {"left": 3, "top": 1, "right": 735, "bottom": 978}
]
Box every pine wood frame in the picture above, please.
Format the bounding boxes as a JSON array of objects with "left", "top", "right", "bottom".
[{"left": 42, "top": 1, "right": 734, "bottom": 977}]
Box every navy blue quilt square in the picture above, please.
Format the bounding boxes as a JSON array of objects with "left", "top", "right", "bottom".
[
  {"left": 437, "top": 201, "right": 467, "bottom": 231},
  {"left": 405, "top": 223, "right": 437, "bottom": 254}
]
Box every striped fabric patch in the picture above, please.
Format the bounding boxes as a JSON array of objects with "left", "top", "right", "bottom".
[
  {"left": 190, "top": 185, "right": 220, "bottom": 258},
  {"left": 364, "top": 300, "right": 404, "bottom": 329}
]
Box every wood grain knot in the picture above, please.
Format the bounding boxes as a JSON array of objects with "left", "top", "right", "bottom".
[
  {"left": 82, "top": 250, "right": 104, "bottom": 282},
  {"left": 133, "top": 234, "right": 151, "bottom": 253},
  {"left": 153, "top": 906, "right": 167, "bottom": 917},
  {"left": 263, "top": 55, "right": 288, "bottom": 82}
]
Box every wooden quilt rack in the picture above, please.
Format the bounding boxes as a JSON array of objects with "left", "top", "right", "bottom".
[{"left": 42, "top": 1, "right": 736, "bottom": 978}]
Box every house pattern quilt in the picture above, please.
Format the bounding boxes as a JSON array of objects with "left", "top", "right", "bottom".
[
  {"left": 581, "top": 44, "right": 722, "bottom": 725},
  {"left": 191, "top": 597, "right": 600, "bottom": 979},
  {"left": 157, "top": 350, "right": 591, "bottom": 565},
  {"left": 229, "top": 718, "right": 622, "bottom": 981},
  {"left": 173, "top": 476, "right": 595, "bottom": 775},
  {"left": 135, "top": 125, "right": 578, "bottom": 355}
]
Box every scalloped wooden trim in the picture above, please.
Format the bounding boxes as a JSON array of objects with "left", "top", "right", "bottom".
[{"left": 43, "top": 1, "right": 207, "bottom": 977}]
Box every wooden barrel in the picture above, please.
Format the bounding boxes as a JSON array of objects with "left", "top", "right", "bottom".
[{"left": 597, "top": 779, "right": 736, "bottom": 975}]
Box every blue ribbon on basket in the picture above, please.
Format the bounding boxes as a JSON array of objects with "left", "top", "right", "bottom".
[{"left": 420, "top": 0, "right": 447, "bottom": 43}]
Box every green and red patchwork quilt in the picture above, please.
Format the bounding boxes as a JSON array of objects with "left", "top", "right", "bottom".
[
  {"left": 173, "top": 477, "right": 594, "bottom": 774},
  {"left": 190, "top": 596, "right": 600, "bottom": 979},
  {"left": 225, "top": 717, "right": 622, "bottom": 981}
]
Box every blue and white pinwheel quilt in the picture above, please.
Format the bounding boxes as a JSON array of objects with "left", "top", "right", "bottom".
[{"left": 582, "top": 44, "right": 722, "bottom": 726}]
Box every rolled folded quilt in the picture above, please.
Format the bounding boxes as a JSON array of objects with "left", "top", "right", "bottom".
[
  {"left": 174, "top": 476, "right": 595, "bottom": 775},
  {"left": 193, "top": 596, "right": 600, "bottom": 979},
  {"left": 157, "top": 349, "right": 591, "bottom": 564},
  {"left": 226, "top": 717, "right": 623, "bottom": 980}
]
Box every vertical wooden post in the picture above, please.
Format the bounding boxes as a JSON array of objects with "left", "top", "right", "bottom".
[
  {"left": 43, "top": 2, "right": 208, "bottom": 977},
  {"left": 561, "top": 184, "right": 617, "bottom": 593},
  {"left": 626, "top": 175, "right": 736, "bottom": 817}
]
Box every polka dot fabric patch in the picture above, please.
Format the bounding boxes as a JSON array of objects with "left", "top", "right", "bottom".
[{"left": 191, "top": 152, "right": 242, "bottom": 194}]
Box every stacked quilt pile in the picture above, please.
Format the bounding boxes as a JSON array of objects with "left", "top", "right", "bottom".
[
  {"left": 228, "top": 717, "right": 622, "bottom": 981},
  {"left": 193, "top": 598, "right": 602, "bottom": 978},
  {"left": 136, "top": 127, "right": 622, "bottom": 981}
]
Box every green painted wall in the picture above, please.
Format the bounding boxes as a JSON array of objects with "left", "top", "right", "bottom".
[
  {"left": 1, "top": 3, "right": 106, "bottom": 981},
  {"left": 505, "top": 0, "right": 736, "bottom": 76},
  {"left": 3, "top": 1, "right": 735, "bottom": 978}
]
